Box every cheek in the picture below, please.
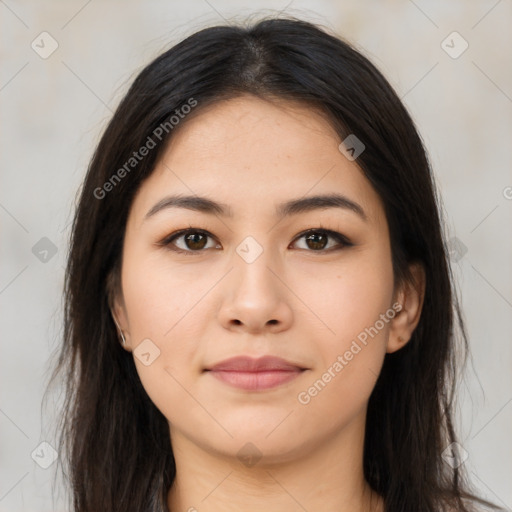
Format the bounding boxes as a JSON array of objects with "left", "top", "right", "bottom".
[
  {"left": 335, "top": 262, "right": 394, "bottom": 340},
  {"left": 120, "top": 252, "right": 211, "bottom": 417},
  {"left": 121, "top": 247, "right": 211, "bottom": 342},
  {"left": 294, "top": 246, "right": 394, "bottom": 347},
  {"left": 293, "top": 250, "right": 393, "bottom": 413},
  {"left": 293, "top": 297, "right": 391, "bottom": 438}
]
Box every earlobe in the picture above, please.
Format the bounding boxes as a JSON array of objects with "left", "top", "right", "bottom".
[
  {"left": 387, "top": 262, "right": 426, "bottom": 354},
  {"left": 109, "top": 297, "right": 131, "bottom": 350},
  {"left": 111, "top": 310, "right": 128, "bottom": 347},
  {"left": 107, "top": 268, "right": 131, "bottom": 350}
]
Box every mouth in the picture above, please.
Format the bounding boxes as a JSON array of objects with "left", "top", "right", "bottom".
[{"left": 204, "top": 355, "right": 308, "bottom": 391}]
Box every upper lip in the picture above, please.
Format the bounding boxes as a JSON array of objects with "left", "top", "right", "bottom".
[{"left": 206, "top": 355, "right": 306, "bottom": 372}]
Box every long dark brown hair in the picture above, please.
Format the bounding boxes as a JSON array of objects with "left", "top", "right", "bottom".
[{"left": 47, "top": 16, "right": 501, "bottom": 512}]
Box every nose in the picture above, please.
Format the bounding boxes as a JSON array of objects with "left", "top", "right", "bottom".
[{"left": 217, "top": 248, "right": 294, "bottom": 335}]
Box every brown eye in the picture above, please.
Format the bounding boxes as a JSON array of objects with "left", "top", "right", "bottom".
[
  {"left": 160, "top": 229, "right": 218, "bottom": 253},
  {"left": 183, "top": 232, "right": 208, "bottom": 250},
  {"left": 305, "top": 232, "right": 328, "bottom": 250},
  {"left": 292, "top": 229, "right": 352, "bottom": 252}
]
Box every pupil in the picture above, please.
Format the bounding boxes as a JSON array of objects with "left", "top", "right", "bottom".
[
  {"left": 307, "top": 233, "right": 326, "bottom": 250},
  {"left": 186, "top": 233, "right": 206, "bottom": 250}
]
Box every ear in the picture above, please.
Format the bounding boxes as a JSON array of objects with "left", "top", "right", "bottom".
[
  {"left": 110, "top": 300, "right": 132, "bottom": 351},
  {"left": 387, "top": 262, "right": 426, "bottom": 354},
  {"left": 107, "top": 269, "right": 132, "bottom": 351}
]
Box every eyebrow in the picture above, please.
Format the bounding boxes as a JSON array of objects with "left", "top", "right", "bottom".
[{"left": 144, "top": 193, "right": 368, "bottom": 222}]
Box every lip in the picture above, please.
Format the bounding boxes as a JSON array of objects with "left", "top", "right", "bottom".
[{"left": 205, "top": 355, "right": 307, "bottom": 391}]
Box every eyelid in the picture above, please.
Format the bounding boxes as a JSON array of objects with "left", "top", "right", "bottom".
[
  {"left": 158, "top": 226, "right": 353, "bottom": 254},
  {"left": 157, "top": 228, "right": 219, "bottom": 253},
  {"left": 293, "top": 227, "right": 353, "bottom": 250}
]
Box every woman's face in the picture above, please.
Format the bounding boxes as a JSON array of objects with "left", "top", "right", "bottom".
[{"left": 114, "top": 95, "right": 416, "bottom": 464}]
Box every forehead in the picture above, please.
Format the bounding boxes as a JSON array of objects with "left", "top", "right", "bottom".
[{"left": 128, "top": 95, "right": 386, "bottom": 228}]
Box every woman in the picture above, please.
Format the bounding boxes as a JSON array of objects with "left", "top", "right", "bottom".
[{"left": 50, "top": 16, "right": 501, "bottom": 512}]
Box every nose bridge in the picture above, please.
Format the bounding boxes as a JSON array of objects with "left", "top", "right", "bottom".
[
  {"left": 232, "top": 234, "right": 281, "bottom": 301},
  {"left": 217, "top": 233, "right": 293, "bottom": 332}
]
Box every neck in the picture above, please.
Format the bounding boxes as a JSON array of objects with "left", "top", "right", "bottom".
[{"left": 166, "top": 413, "right": 383, "bottom": 512}]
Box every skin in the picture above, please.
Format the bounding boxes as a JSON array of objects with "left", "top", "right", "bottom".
[{"left": 112, "top": 95, "right": 425, "bottom": 512}]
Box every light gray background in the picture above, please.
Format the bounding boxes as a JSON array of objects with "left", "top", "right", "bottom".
[{"left": 1, "top": 1, "right": 511, "bottom": 511}]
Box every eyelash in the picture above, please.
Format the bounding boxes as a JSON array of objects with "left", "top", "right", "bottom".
[{"left": 157, "top": 225, "right": 354, "bottom": 255}]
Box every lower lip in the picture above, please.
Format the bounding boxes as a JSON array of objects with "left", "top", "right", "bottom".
[{"left": 207, "top": 369, "right": 304, "bottom": 391}]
